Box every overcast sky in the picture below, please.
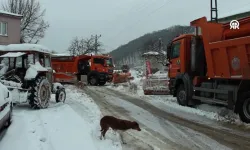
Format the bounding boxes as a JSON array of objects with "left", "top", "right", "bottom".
[{"left": 38, "top": 0, "right": 250, "bottom": 53}]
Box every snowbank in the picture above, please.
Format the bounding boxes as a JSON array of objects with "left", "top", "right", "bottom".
[
  {"left": 0, "top": 86, "right": 122, "bottom": 150},
  {"left": 108, "top": 69, "right": 249, "bottom": 126},
  {"left": 0, "top": 44, "right": 51, "bottom": 53}
]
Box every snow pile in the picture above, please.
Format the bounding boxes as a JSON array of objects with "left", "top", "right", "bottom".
[
  {"left": 25, "top": 61, "right": 48, "bottom": 80},
  {"left": 0, "top": 44, "right": 51, "bottom": 53},
  {"left": 0, "top": 80, "right": 22, "bottom": 88},
  {"left": 0, "top": 86, "right": 122, "bottom": 150},
  {"left": 52, "top": 82, "right": 64, "bottom": 93}
]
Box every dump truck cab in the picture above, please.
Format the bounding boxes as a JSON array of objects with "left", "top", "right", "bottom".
[
  {"left": 52, "top": 54, "right": 114, "bottom": 86},
  {"left": 167, "top": 16, "right": 250, "bottom": 123}
]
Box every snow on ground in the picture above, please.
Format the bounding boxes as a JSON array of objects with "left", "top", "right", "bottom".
[
  {"left": 0, "top": 86, "right": 122, "bottom": 150},
  {"left": 107, "top": 69, "right": 250, "bottom": 127},
  {"left": 106, "top": 96, "right": 231, "bottom": 150}
]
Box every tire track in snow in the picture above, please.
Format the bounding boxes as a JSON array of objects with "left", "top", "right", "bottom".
[
  {"left": 84, "top": 86, "right": 188, "bottom": 150},
  {"left": 87, "top": 86, "right": 250, "bottom": 150}
]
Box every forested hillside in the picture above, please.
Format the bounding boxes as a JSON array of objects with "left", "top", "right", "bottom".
[{"left": 109, "top": 25, "right": 194, "bottom": 68}]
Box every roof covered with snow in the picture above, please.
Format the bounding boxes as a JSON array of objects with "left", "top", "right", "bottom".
[
  {"left": 142, "top": 51, "right": 160, "bottom": 56},
  {"left": 52, "top": 53, "right": 71, "bottom": 57},
  {"left": 0, "top": 44, "right": 51, "bottom": 54},
  {"left": 0, "top": 52, "right": 26, "bottom": 58},
  {"left": 0, "top": 10, "right": 22, "bottom": 17}
]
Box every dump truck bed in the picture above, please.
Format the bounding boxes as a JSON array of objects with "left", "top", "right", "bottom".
[{"left": 191, "top": 17, "right": 250, "bottom": 79}]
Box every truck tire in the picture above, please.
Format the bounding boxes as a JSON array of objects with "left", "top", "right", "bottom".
[
  {"left": 89, "top": 76, "right": 98, "bottom": 86},
  {"left": 28, "top": 77, "right": 51, "bottom": 109},
  {"left": 238, "top": 93, "right": 250, "bottom": 123},
  {"left": 99, "top": 81, "right": 106, "bottom": 86},
  {"left": 176, "top": 84, "right": 188, "bottom": 106},
  {"left": 56, "top": 88, "right": 66, "bottom": 103}
]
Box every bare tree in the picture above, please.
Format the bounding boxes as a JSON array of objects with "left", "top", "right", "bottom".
[
  {"left": 67, "top": 36, "right": 102, "bottom": 56},
  {"left": 1, "top": 0, "right": 49, "bottom": 43}
]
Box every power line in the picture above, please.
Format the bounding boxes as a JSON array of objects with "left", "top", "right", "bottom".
[
  {"left": 96, "top": 0, "right": 158, "bottom": 35},
  {"left": 106, "top": 0, "right": 171, "bottom": 43}
]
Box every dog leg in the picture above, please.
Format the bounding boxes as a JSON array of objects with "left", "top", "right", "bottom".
[{"left": 117, "top": 131, "right": 126, "bottom": 144}]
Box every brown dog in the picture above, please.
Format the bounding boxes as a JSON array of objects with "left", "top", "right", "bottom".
[{"left": 100, "top": 116, "right": 141, "bottom": 140}]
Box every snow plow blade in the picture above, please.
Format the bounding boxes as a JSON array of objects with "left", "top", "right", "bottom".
[
  {"left": 112, "top": 72, "right": 134, "bottom": 84},
  {"left": 142, "top": 78, "right": 170, "bottom": 95}
]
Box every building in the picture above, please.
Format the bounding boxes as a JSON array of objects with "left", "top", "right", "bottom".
[{"left": 0, "top": 10, "right": 22, "bottom": 45}]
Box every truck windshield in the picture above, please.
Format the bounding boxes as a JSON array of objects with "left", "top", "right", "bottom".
[{"left": 105, "top": 58, "right": 113, "bottom": 67}]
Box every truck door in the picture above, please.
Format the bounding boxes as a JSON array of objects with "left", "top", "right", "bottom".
[{"left": 169, "top": 41, "right": 181, "bottom": 78}]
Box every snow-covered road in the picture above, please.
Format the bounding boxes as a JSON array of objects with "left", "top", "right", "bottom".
[
  {"left": 85, "top": 85, "right": 250, "bottom": 150},
  {"left": 0, "top": 87, "right": 122, "bottom": 150},
  {"left": 1, "top": 84, "right": 250, "bottom": 150}
]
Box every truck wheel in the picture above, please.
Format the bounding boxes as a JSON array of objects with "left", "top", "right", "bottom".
[
  {"left": 89, "top": 76, "right": 98, "bottom": 86},
  {"left": 28, "top": 77, "right": 51, "bottom": 109},
  {"left": 239, "top": 97, "right": 250, "bottom": 123},
  {"left": 99, "top": 81, "right": 106, "bottom": 86},
  {"left": 176, "top": 85, "right": 188, "bottom": 106},
  {"left": 56, "top": 88, "right": 66, "bottom": 103}
]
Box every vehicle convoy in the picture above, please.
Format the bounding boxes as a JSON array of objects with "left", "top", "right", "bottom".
[
  {"left": 0, "top": 44, "right": 66, "bottom": 109},
  {"left": 166, "top": 16, "right": 250, "bottom": 123},
  {"left": 51, "top": 54, "right": 114, "bottom": 86},
  {"left": 0, "top": 82, "right": 12, "bottom": 130}
]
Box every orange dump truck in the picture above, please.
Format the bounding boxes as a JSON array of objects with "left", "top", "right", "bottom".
[
  {"left": 167, "top": 16, "right": 250, "bottom": 123},
  {"left": 51, "top": 54, "right": 114, "bottom": 86}
]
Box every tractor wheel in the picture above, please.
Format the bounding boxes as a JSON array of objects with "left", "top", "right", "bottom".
[
  {"left": 99, "top": 81, "right": 106, "bottom": 86},
  {"left": 89, "top": 76, "right": 98, "bottom": 86},
  {"left": 176, "top": 84, "right": 188, "bottom": 106},
  {"left": 28, "top": 77, "right": 51, "bottom": 109},
  {"left": 56, "top": 88, "right": 66, "bottom": 103},
  {"left": 238, "top": 92, "right": 250, "bottom": 123}
]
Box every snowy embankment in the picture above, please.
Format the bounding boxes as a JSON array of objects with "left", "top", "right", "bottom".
[
  {"left": 0, "top": 85, "right": 122, "bottom": 150},
  {"left": 107, "top": 69, "right": 250, "bottom": 127}
]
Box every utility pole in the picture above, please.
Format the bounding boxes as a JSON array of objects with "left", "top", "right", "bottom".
[
  {"left": 92, "top": 34, "right": 101, "bottom": 54},
  {"left": 211, "top": 0, "right": 218, "bottom": 22}
]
